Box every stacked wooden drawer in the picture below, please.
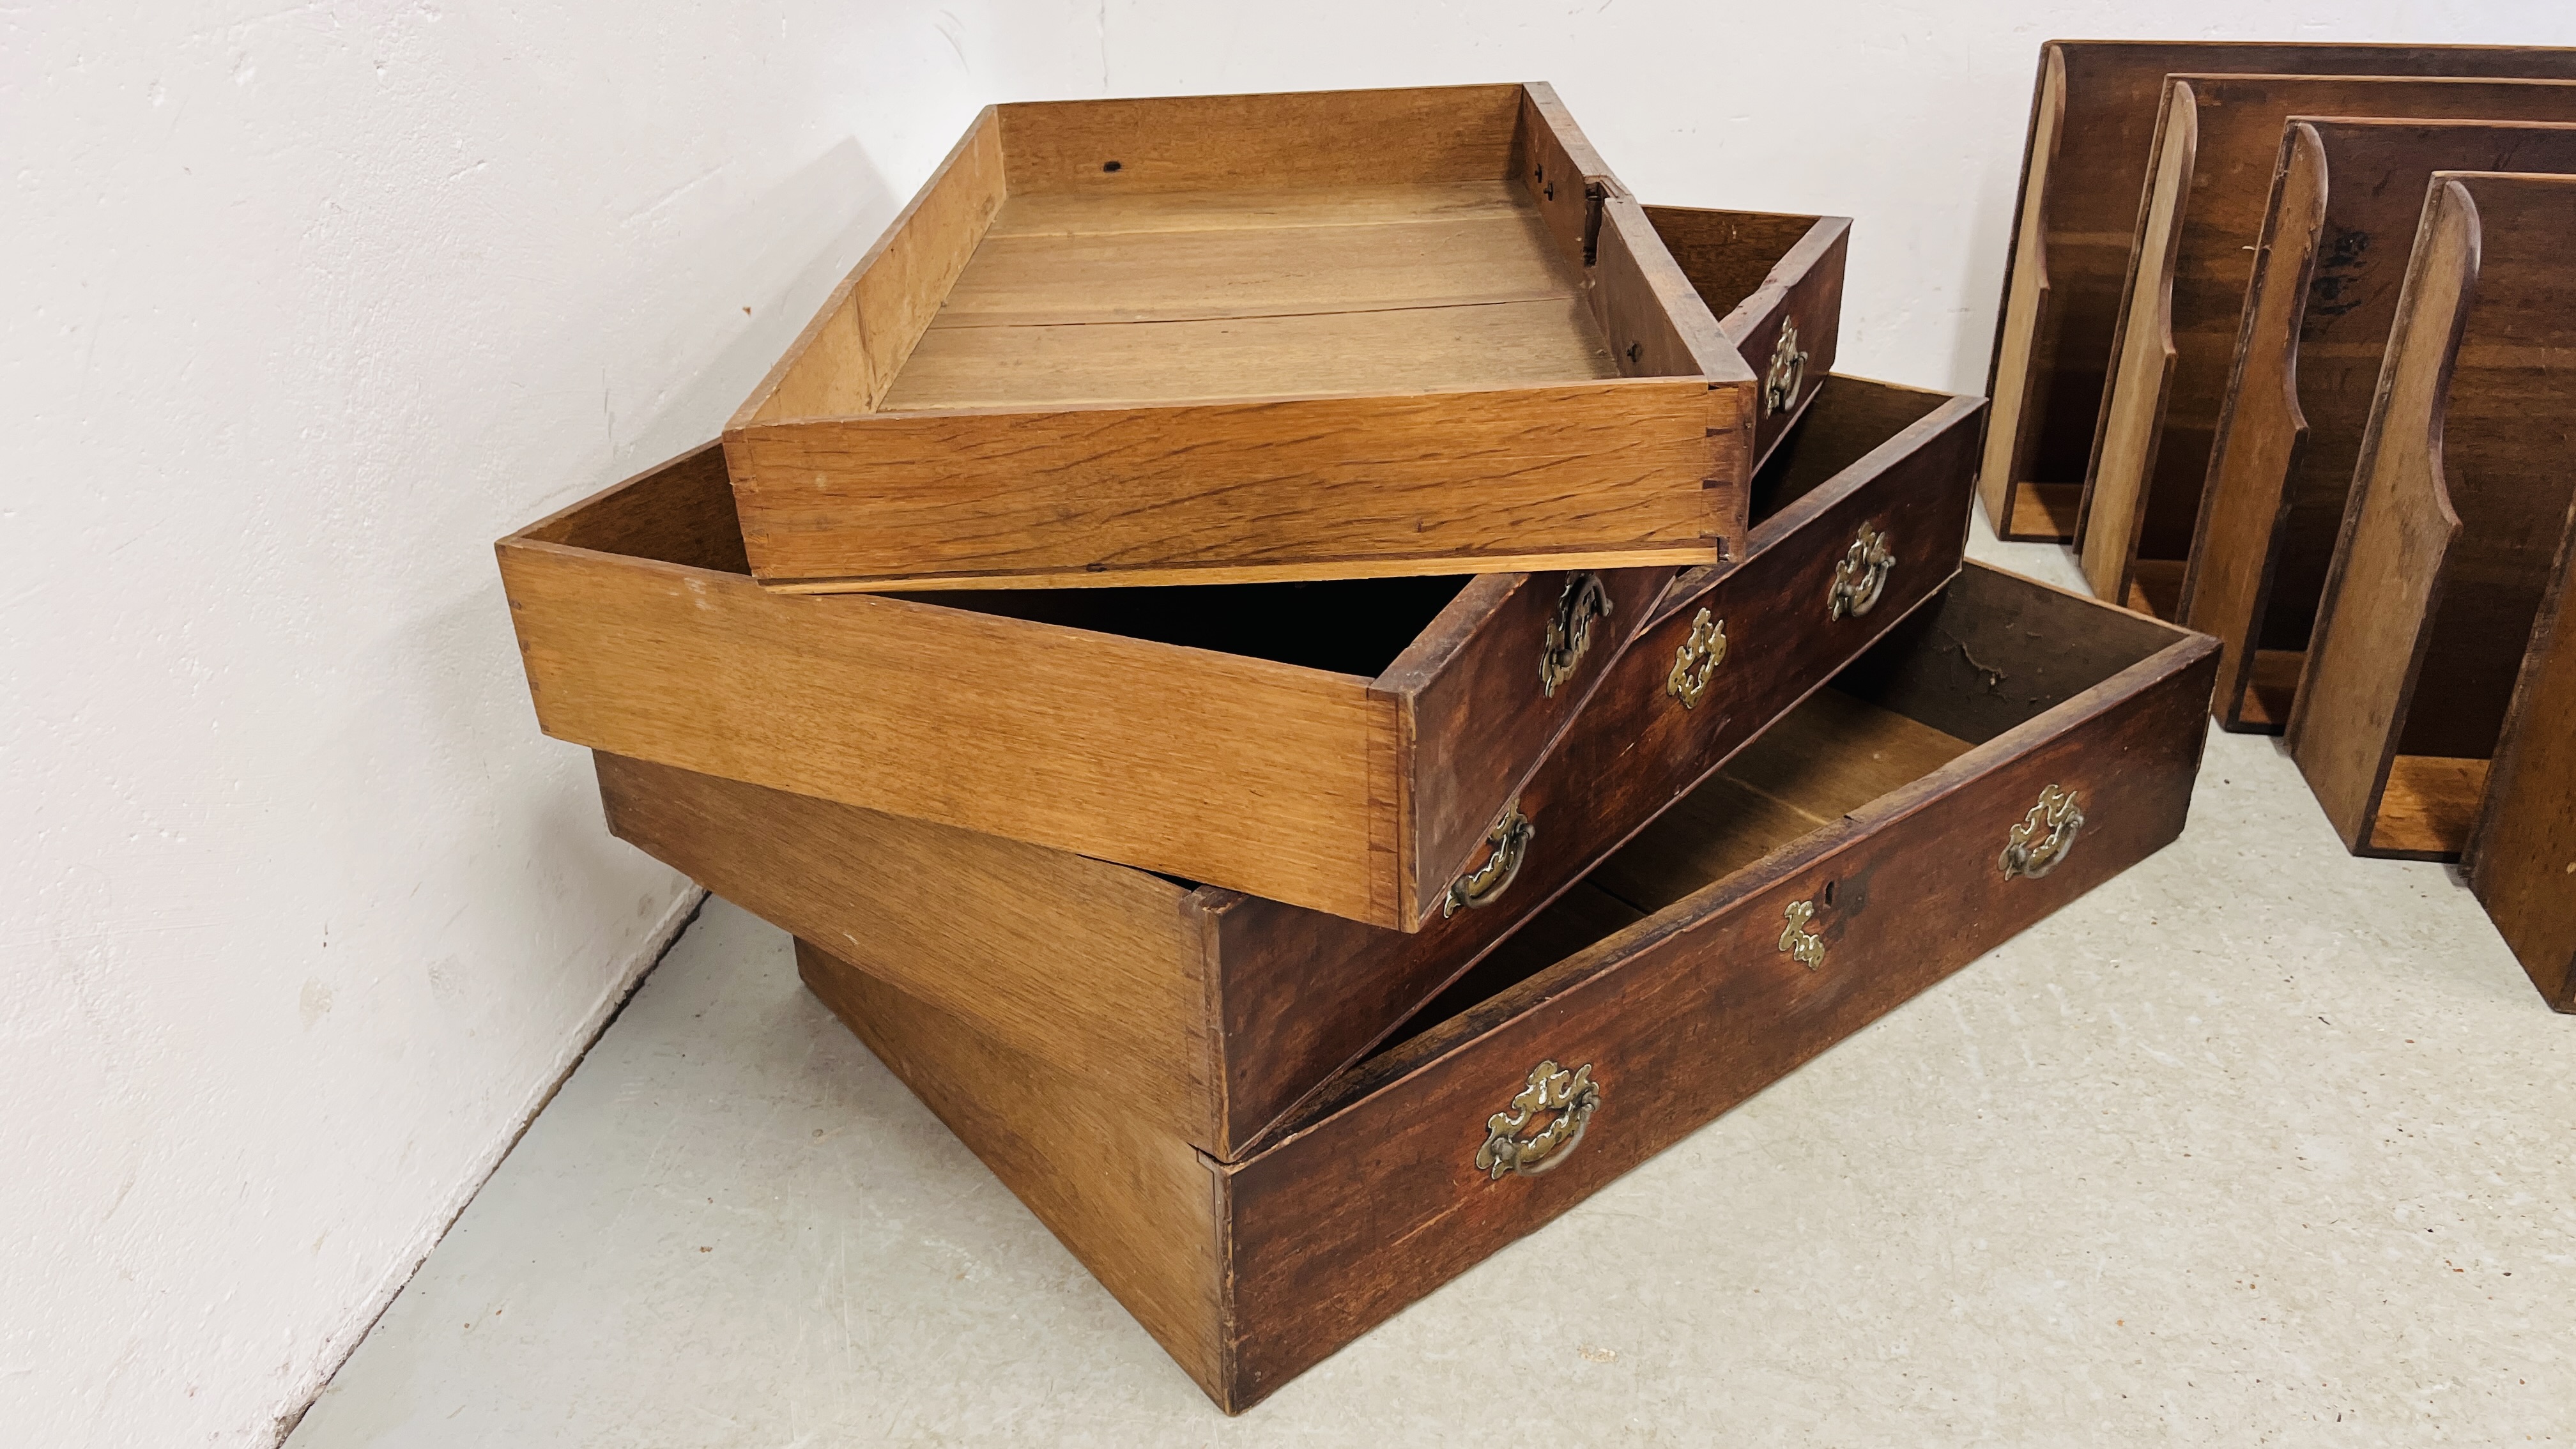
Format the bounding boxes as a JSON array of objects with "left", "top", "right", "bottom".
[
  {"left": 500, "top": 84, "right": 2220, "bottom": 1412},
  {"left": 1971, "top": 43, "right": 2576, "bottom": 1013}
]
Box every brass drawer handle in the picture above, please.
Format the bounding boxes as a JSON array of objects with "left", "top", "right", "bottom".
[
  {"left": 1763, "top": 318, "right": 1808, "bottom": 417},
  {"left": 1778, "top": 898, "right": 1827, "bottom": 969},
  {"left": 1828, "top": 522, "right": 1893, "bottom": 620},
  {"left": 1443, "top": 801, "right": 1533, "bottom": 919},
  {"left": 1666, "top": 608, "right": 1727, "bottom": 709},
  {"left": 1476, "top": 1059, "right": 1600, "bottom": 1179},
  {"left": 2000, "top": 784, "right": 2085, "bottom": 880},
  {"left": 1539, "top": 572, "right": 1613, "bottom": 698}
]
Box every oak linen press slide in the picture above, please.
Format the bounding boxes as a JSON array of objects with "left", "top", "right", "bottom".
[
  {"left": 721, "top": 84, "right": 1759, "bottom": 593},
  {"left": 2184, "top": 119, "right": 2576, "bottom": 732},
  {"left": 1975, "top": 39, "right": 2576, "bottom": 544},
  {"left": 2071, "top": 72, "right": 2576, "bottom": 615},
  {"left": 2287, "top": 171, "right": 2576, "bottom": 1011}
]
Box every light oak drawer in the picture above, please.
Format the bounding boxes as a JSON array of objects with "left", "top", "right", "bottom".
[
  {"left": 724, "top": 84, "right": 1754, "bottom": 594},
  {"left": 500, "top": 445, "right": 1669, "bottom": 932},
  {"left": 798, "top": 560, "right": 2219, "bottom": 1411},
  {"left": 591, "top": 374, "right": 1980, "bottom": 1161}
]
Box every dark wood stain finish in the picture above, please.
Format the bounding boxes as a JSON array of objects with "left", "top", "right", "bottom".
[
  {"left": 2292, "top": 172, "right": 2576, "bottom": 863},
  {"left": 1646, "top": 206, "right": 1851, "bottom": 471},
  {"left": 1979, "top": 41, "right": 2576, "bottom": 542},
  {"left": 2075, "top": 73, "right": 2576, "bottom": 607},
  {"left": 2189, "top": 119, "right": 2576, "bottom": 730},
  {"left": 1216, "top": 376, "right": 1982, "bottom": 1150},
  {"left": 790, "top": 563, "right": 2220, "bottom": 1413}
]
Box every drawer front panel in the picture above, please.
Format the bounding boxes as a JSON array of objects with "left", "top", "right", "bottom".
[
  {"left": 1399, "top": 563, "right": 1681, "bottom": 928},
  {"left": 1729, "top": 222, "right": 1848, "bottom": 469},
  {"left": 1221, "top": 634, "right": 2218, "bottom": 1406},
  {"left": 1644, "top": 207, "right": 1851, "bottom": 471},
  {"left": 1210, "top": 391, "right": 1981, "bottom": 1154}
]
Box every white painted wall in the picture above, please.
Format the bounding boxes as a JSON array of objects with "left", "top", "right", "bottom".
[{"left": 9, "top": 3, "right": 2574, "bottom": 1445}]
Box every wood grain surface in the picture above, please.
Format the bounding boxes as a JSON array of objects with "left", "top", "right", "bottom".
[
  {"left": 721, "top": 84, "right": 1753, "bottom": 591},
  {"left": 1646, "top": 205, "right": 1850, "bottom": 471},
  {"left": 1386, "top": 565, "right": 1676, "bottom": 929},
  {"left": 795, "top": 941, "right": 1230, "bottom": 1395},
  {"left": 597, "top": 755, "right": 1212, "bottom": 1140},
  {"left": 501, "top": 445, "right": 1416, "bottom": 924},
  {"left": 566, "top": 378, "right": 1979, "bottom": 1165},
  {"left": 995, "top": 84, "right": 1524, "bottom": 194},
  {"left": 1977, "top": 42, "right": 2576, "bottom": 544},
  {"left": 2077, "top": 73, "right": 2576, "bottom": 606},
  {"left": 728, "top": 378, "right": 1726, "bottom": 592},
  {"left": 2188, "top": 119, "right": 2576, "bottom": 731},
  {"left": 1222, "top": 565, "right": 2219, "bottom": 1410},
  {"left": 2288, "top": 178, "right": 2480, "bottom": 855},
  {"left": 1216, "top": 376, "right": 1983, "bottom": 1152},
  {"left": 2470, "top": 498, "right": 2576, "bottom": 1011},
  {"left": 787, "top": 562, "right": 2215, "bottom": 1414},
  {"left": 2076, "top": 77, "right": 2196, "bottom": 604},
  {"left": 737, "top": 110, "right": 1005, "bottom": 426}
]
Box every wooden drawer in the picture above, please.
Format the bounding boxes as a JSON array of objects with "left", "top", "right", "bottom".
[
  {"left": 1646, "top": 205, "right": 1849, "bottom": 470},
  {"left": 723, "top": 84, "right": 1753, "bottom": 594},
  {"left": 593, "top": 374, "right": 1981, "bottom": 1160},
  {"left": 1976, "top": 40, "right": 2576, "bottom": 546},
  {"left": 799, "top": 561, "right": 2220, "bottom": 1412},
  {"left": 499, "top": 444, "right": 1674, "bottom": 931}
]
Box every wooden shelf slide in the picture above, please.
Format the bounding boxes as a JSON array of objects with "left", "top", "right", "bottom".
[
  {"left": 2076, "top": 73, "right": 2576, "bottom": 613},
  {"left": 2184, "top": 119, "right": 2576, "bottom": 731},
  {"left": 1975, "top": 41, "right": 2576, "bottom": 545},
  {"left": 2290, "top": 173, "right": 2576, "bottom": 1017}
]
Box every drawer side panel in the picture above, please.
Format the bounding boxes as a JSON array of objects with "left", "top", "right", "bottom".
[
  {"left": 498, "top": 539, "right": 1400, "bottom": 925},
  {"left": 597, "top": 754, "right": 1213, "bottom": 1144}
]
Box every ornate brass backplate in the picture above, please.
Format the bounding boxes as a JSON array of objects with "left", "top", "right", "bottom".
[
  {"left": 1827, "top": 522, "right": 1894, "bottom": 620},
  {"left": 1476, "top": 1059, "right": 1601, "bottom": 1180},
  {"left": 1777, "top": 898, "right": 1826, "bottom": 969},
  {"left": 1539, "top": 572, "right": 1613, "bottom": 698},
  {"left": 1444, "top": 799, "right": 1534, "bottom": 918},
  {"left": 1665, "top": 607, "right": 1727, "bottom": 709},
  {"left": 1999, "top": 783, "right": 2085, "bottom": 880},
  {"left": 1764, "top": 319, "right": 1808, "bottom": 418}
]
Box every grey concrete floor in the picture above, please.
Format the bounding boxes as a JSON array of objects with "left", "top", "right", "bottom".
[{"left": 290, "top": 525, "right": 2576, "bottom": 1446}]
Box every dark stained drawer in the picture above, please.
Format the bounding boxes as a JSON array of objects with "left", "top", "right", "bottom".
[
  {"left": 592, "top": 373, "right": 1981, "bottom": 1161},
  {"left": 500, "top": 444, "right": 1669, "bottom": 932},
  {"left": 797, "top": 560, "right": 2220, "bottom": 1411}
]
